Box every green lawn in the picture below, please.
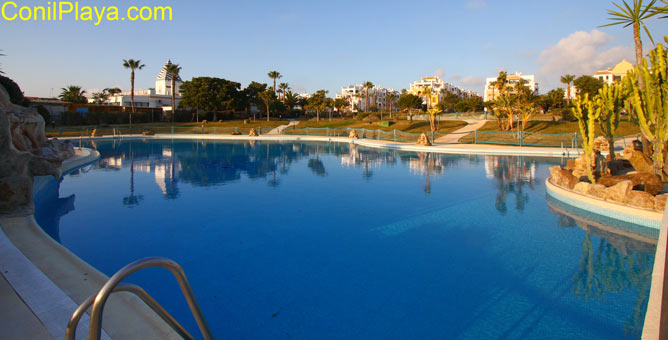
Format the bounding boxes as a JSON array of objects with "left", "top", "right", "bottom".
[
  {"left": 458, "top": 120, "right": 641, "bottom": 146},
  {"left": 46, "top": 119, "right": 290, "bottom": 137},
  {"left": 293, "top": 118, "right": 468, "bottom": 134}
]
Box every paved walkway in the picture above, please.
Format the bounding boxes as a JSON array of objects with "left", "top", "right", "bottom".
[
  {"left": 266, "top": 120, "right": 298, "bottom": 135},
  {"left": 434, "top": 120, "right": 487, "bottom": 144}
]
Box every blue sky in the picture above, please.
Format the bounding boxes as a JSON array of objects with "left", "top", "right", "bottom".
[{"left": 3, "top": 0, "right": 668, "bottom": 97}]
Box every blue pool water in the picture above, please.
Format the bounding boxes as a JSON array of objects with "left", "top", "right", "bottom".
[{"left": 35, "top": 139, "right": 656, "bottom": 339}]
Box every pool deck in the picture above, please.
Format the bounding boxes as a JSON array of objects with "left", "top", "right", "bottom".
[{"left": 1, "top": 134, "right": 665, "bottom": 339}]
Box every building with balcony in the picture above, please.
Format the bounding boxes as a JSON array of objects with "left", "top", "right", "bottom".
[
  {"left": 106, "top": 60, "right": 183, "bottom": 110},
  {"left": 483, "top": 73, "right": 538, "bottom": 103},
  {"left": 592, "top": 59, "right": 633, "bottom": 85},
  {"left": 336, "top": 85, "right": 399, "bottom": 112},
  {"left": 408, "top": 76, "right": 479, "bottom": 110}
]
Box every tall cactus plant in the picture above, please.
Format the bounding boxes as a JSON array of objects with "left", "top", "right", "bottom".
[
  {"left": 572, "top": 94, "right": 602, "bottom": 183},
  {"left": 624, "top": 38, "right": 668, "bottom": 176},
  {"left": 596, "top": 82, "right": 626, "bottom": 160}
]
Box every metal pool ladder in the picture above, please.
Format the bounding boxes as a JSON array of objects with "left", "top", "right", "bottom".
[{"left": 65, "top": 257, "right": 214, "bottom": 340}]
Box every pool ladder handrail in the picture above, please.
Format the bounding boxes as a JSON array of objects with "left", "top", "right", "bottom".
[{"left": 65, "top": 257, "right": 214, "bottom": 340}]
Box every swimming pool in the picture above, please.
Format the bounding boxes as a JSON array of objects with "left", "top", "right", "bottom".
[{"left": 35, "top": 139, "right": 656, "bottom": 339}]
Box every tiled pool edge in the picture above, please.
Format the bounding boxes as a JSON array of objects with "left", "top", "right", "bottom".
[
  {"left": 643, "top": 204, "right": 668, "bottom": 339},
  {"left": 0, "top": 148, "right": 181, "bottom": 340},
  {"left": 544, "top": 179, "right": 662, "bottom": 230}
]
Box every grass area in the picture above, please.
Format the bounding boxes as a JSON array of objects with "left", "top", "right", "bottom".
[
  {"left": 458, "top": 120, "right": 642, "bottom": 146},
  {"left": 45, "top": 119, "right": 290, "bottom": 137},
  {"left": 293, "top": 118, "right": 468, "bottom": 134}
]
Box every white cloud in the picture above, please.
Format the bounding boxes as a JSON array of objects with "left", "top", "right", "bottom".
[
  {"left": 467, "top": 1, "right": 487, "bottom": 9},
  {"left": 434, "top": 68, "right": 445, "bottom": 78},
  {"left": 538, "top": 29, "right": 633, "bottom": 78}
]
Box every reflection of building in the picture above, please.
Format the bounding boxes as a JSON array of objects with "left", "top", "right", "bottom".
[
  {"left": 106, "top": 60, "right": 183, "bottom": 110},
  {"left": 484, "top": 73, "right": 538, "bottom": 103},
  {"left": 484, "top": 156, "right": 535, "bottom": 181},
  {"left": 408, "top": 154, "right": 445, "bottom": 176},
  {"left": 340, "top": 145, "right": 396, "bottom": 168}
]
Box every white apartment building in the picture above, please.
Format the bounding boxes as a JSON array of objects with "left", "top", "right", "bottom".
[
  {"left": 106, "top": 60, "right": 183, "bottom": 110},
  {"left": 483, "top": 73, "right": 538, "bottom": 103},
  {"left": 408, "top": 76, "right": 480, "bottom": 109},
  {"left": 336, "top": 85, "right": 400, "bottom": 112}
]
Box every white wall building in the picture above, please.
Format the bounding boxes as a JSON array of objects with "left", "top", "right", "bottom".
[
  {"left": 336, "top": 85, "right": 400, "bottom": 112},
  {"left": 483, "top": 73, "right": 538, "bottom": 103},
  {"left": 107, "top": 60, "right": 183, "bottom": 110},
  {"left": 408, "top": 76, "right": 480, "bottom": 109}
]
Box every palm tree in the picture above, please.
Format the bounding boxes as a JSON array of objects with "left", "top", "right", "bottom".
[
  {"left": 362, "top": 81, "right": 373, "bottom": 112},
  {"left": 387, "top": 92, "right": 398, "bottom": 119},
  {"left": 122, "top": 59, "right": 145, "bottom": 122},
  {"left": 278, "top": 83, "right": 289, "bottom": 101},
  {"left": 353, "top": 92, "right": 364, "bottom": 112},
  {"left": 104, "top": 87, "right": 122, "bottom": 96},
  {"left": 601, "top": 0, "right": 660, "bottom": 65},
  {"left": 258, "top": 89, "right": 275, "bottom": 121},
  {"left": 59, "top": 86, "right": 87, "bottom": 103},
  {"left": 165, "top": 63, "right": 181, "bottom": 122},
  {"left": 268, "top": 71, "right": 282, "bottom": 91},
  {"left": 560, "top": 74, "right": 576, "bottom": 104}
]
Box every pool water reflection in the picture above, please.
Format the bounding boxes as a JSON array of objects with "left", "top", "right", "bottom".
[{"left": 35, "top": 139, "right": 656, "bottom": 339}]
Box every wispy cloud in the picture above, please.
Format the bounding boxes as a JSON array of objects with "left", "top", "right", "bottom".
[
  {"left": 451, "top": 74, "right": 485, "bottom": 91},
  {"left": 434, "top": 68, "right": 445, "bottom": 78},
  {"left": 467, "top": 1, "right": 488, "bottom": 9}
]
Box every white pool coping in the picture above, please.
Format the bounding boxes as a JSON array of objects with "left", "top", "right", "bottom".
[{"left": 72, "top": 133, "right": 583, "bottom": 158}]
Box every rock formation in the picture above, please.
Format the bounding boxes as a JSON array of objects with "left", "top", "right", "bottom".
[
  {"left": 0, "top": 84, "right": 74, "bottom": 216},
  {"left": 417, "top": 133, "right": 431, "bottom": 146},
  {"left": 249, "top": 128, "right": 258, "bottom": 137},
  {"left": 349, "top": 130, "right": 359, "bottom": 139}
]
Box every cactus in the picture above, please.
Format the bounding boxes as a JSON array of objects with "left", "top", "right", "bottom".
[
  {"left": 624, "top": 38, "right": 668, "bottom": 176},
  {"left": 595, "top": 82, "right": 625, "bottom": 160},
  {"left": 572, "top": 93, "right": 601, "bottom": 183}
]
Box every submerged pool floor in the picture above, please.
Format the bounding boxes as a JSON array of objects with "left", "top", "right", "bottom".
[{"left": 35, "top": 139, "right": 655, "bottom": 339}]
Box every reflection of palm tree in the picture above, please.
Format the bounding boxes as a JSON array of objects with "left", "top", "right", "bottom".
[
  {"left": 123, "top": 147, "right": 143, "bottom": 206},
  {"left": 307, "top": 144, "right": 327, "bottom": 177},
  {"left": 573, "top": 228, "right": 602, "bottom": 301}
]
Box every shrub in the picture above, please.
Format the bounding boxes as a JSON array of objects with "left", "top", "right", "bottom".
[{"left": 0, "top": 75, "right": 30, "bottom": 107}]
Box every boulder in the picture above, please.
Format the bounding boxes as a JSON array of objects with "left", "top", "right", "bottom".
[
  {"left": 141, "top": 130, "right": 155, "bottom": 136},
  {"left": 573, "top": 182, "right": 607, "bottom": 199},
  {"left": 606, "top": 159, "right": 633, "bottom": 176},
  {"left": 90, "top": 128, "right": 103, "bottom": 137},
  {"left": 249, "top": 128, "right": 258, "bottom": 137},
  {"left": 349, "top": 130, "right": 359, "bottom": 139},
  {"left": 598, "top": 173, "right": 663, "bottom": 195},
  {"left": 416, "top": 133, "right": 431, "bottom": 146},
  {"left": 624, "top": 190, "right": 656, "bottom": 210},
  {"left": 655, "top": 194, "right": 668, "bottom": 212},
  {"left": 564, "top": 159, "right": 576, "bottom": 171},
  {"left": 549, "top": 166, "right": 578, "bottom": 189},
  {"left": 603, "top": 180, "right": 633, "bottom": 203},
  {"left": 627, "top": 150, "right": 654, "bottom": 174},
  {"left": 572, "top": 154, "right": 593, "bottom": 178}
]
